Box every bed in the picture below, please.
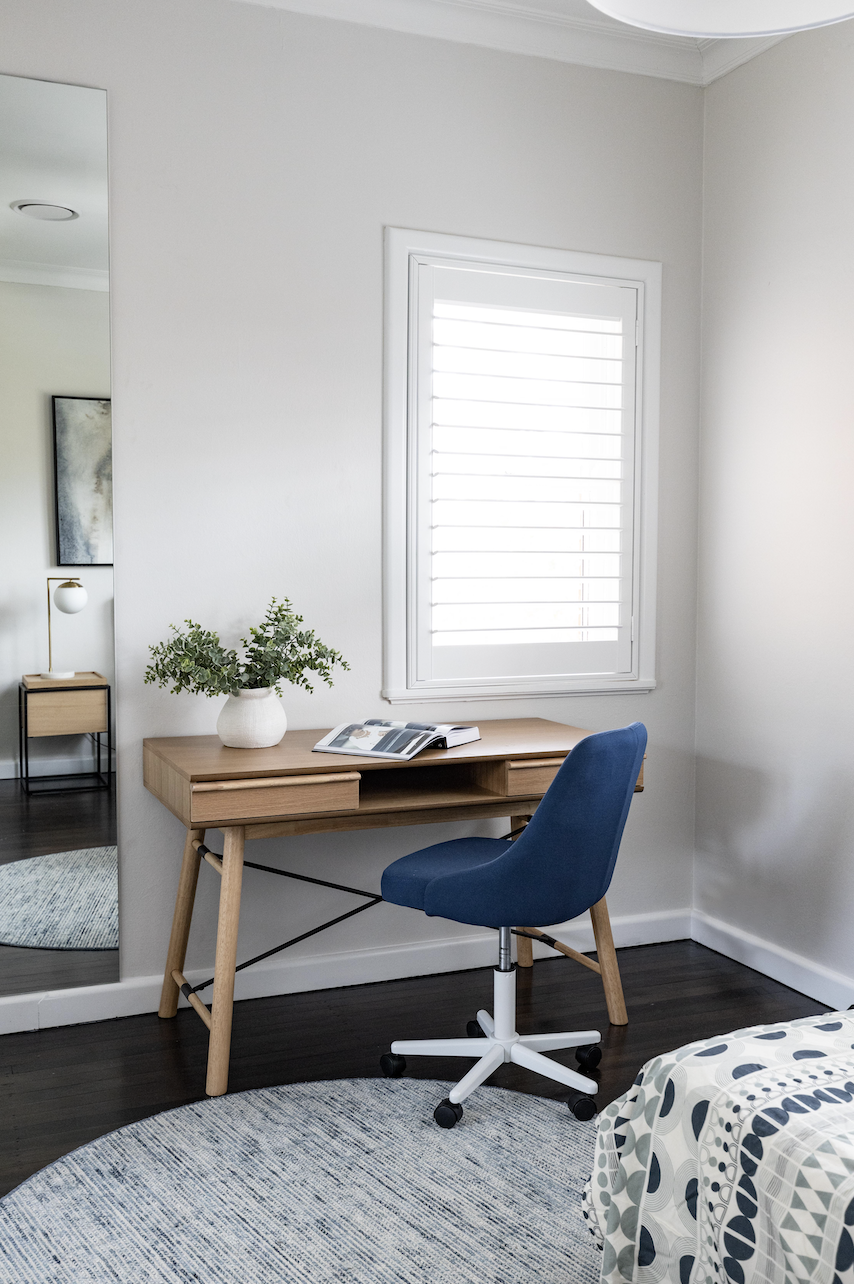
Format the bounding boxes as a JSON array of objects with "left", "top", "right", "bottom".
[{"left": 584, "top": 1011, "right": 854, "bottom": 1284}]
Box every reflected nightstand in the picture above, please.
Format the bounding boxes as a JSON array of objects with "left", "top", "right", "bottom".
[{"left": 18, "top": 672, "right": 112, "bottom": 795}]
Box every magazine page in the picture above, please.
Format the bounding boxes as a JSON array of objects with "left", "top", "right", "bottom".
[
  {"left": 319, "top": 722, "right": 438, "bottom": 758},
  {"left": 314, "top": 720, "right": 480, "bottom": 760}
]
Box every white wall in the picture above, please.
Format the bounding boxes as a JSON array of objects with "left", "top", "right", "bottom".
[
  {"left": 0, "top": 280, "right": 113, "bottom": 778},
  {"left": 0, "top": 0, "right": 702, "bottom": 1012},
  {"left": 696, "top": 23, "right": 854, "bottom": 1008}
]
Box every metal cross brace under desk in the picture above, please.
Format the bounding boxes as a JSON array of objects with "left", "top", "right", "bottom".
[{"left": 143, "top": 717, "right": 644, "bottom": 1096}]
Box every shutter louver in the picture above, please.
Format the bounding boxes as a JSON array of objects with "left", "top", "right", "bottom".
[{"left": 430, "top": 301, "right": 626, "bottom": 651}]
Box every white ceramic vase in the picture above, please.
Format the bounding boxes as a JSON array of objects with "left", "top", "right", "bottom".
[{"left": 216, "top": 687, "right": 287, "bottom": 749}]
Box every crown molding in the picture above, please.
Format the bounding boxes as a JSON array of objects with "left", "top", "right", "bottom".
[
  {"left": 237, "top": 0, "right": 706, "bottom": 81},
  {"left": 698, "top": 33, "right": 786, "bottom": 82},
  {"left": 0, "top": 259, "right": 109, "bottom": 291},
  {"left": 233, "top": 0, "right": 785, "bottom": 84}
]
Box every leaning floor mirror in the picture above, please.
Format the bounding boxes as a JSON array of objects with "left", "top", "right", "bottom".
[{"left": 0, "top": 73, "right": 117, "bottom": 996}]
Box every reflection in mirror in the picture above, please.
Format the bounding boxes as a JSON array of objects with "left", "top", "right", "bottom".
[{"left": 0, "top": 74, "right": 116, "bottom": 996}]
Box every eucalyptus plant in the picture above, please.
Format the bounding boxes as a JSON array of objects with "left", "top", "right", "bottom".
[{"left": 144, "top": 598, "right": 349, "bottom": 697}]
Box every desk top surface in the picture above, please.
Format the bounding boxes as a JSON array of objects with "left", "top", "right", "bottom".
[{"left": 144, "top": 717, "right": 590, "bottom": 782}]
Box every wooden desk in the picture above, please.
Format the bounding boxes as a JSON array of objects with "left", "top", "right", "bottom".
[{"left": 145, "top": 717, "right": 642, "bottom": 1096}]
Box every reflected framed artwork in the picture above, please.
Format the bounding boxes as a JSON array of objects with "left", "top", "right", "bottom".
[{"left": 52, "top": 395, "right": 113, "bottom": 566}]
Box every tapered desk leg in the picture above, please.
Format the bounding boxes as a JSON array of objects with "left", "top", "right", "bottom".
[
  {"left": 206, "top": 826, "right": 245, "bottom": 1097},
  {"left": 158, "top": 827, "right": 205, "bottom": 1019},
  {"left": 590, "top": 896, "right": 627, "bottom": 1026},
  {"left": 511, "top": 815, "right": 535, "bottom": 968}
]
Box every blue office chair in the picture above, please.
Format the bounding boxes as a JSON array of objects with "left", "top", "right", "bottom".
[{"left": 379, "top": 722, "right": 647, "bottom": 1127}]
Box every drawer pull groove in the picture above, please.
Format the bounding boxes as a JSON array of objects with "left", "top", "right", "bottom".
[
  {"left": 507, "top": 758, "right": 565, "bottom": 770},
  {"left": 192, "top": 772, "right": 360, "bottom": 794}
]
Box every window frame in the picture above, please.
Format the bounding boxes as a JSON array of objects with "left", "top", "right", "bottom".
[{"left": 382, "top": 227, "right": 660, "bottom": 704}]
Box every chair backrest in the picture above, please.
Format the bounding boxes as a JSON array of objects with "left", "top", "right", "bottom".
[
  {"left": 514, "top": 720, "right": 646, "bottom": 919},
  {"left": 432, "top": 723, "right": 646, "bottom": 928}
]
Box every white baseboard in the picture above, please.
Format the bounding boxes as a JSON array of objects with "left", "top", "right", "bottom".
[
  {"left": 691, "top": 910, "right": 854, "bottom": 1013},
  {"left": 0, "top": 753, "right": 117, "bottom": 780},
  {"left": 5, "top": 906, "right": 850, "bottom": 1041},
  {"left": 0, "top": 906, "right": 692, "bottom": 1035}
]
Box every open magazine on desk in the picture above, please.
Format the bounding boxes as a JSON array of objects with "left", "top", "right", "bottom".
[{"left": 313, "top": 720, "right": 480, "bottom": 762}]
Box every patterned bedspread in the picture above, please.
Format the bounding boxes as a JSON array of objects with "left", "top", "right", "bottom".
[{"left": 584, "top": 1012, "right": 854, "bottom": 1284}]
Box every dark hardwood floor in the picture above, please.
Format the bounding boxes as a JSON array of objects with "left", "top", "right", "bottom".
[
  {"left": 0, "top": 777, "right": 118, "bottom": 995},
  {"left": 0, "top": 937, "right": 828, "bottom": 1197},
  {"left": 0, "top": 775, "right": 116, "bottom": 865}
]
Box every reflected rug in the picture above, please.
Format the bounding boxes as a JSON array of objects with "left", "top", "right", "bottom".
[
  {"left": 0, "top": 846, "right": 117, "bottom": 950},
  {"left": 0, "top": 1078, "right": 600, "bottom": 1283}
]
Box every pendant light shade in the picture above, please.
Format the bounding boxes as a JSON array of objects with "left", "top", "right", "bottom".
[
  {"left": 53, "top": 581, "right": 88, "bottom": 615},
  {"left": 584, "top": 0, "right": 854, "bottom": 38}
]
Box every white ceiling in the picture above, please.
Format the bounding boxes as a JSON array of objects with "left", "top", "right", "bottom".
[
  {"left": 0, "top": 74, "right": 108, "bottom": 286},
  {"left": 232, "top": 0, "right": 788, "bottom": 84}
]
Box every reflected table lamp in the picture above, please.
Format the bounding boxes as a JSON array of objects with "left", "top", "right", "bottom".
[{"left": 41, "top": 577, "right": 88, "bottom": 679}]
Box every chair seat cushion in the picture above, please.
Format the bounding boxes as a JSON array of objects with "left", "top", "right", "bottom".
[
  {"left": 381, "top": 723, "right": 647, "bottom": 928},
  {"left": 381, "top": 838, "right": 512, "bottom": 915}
]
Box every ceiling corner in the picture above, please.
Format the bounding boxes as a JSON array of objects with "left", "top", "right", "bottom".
[{"left": 699, "top": 33, "right": 788, "bottom": 84}]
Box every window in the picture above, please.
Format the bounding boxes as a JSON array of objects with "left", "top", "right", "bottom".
[{"left": 383, "top": 228, "right": 660, "bottom": 702}]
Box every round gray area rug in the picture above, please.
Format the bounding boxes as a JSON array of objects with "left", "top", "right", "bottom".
[
  {"left": 0, "top": 1078, "right": 600, "bottom": 1284},
  {"left": 0, "top": 847, "right": 117, "bottom": 950}
]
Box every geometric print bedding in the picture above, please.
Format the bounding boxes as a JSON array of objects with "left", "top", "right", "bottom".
[{"left": 584, "top": 1012, "right": 854, "bottom": 1284}]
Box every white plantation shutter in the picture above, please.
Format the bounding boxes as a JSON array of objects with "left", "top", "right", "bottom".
[{"left": 383, "top": 230, "right": 659, "bottom": 701}]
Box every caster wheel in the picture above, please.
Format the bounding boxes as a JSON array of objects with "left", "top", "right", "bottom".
[
  {"left": 380, "top": 1052, "right": 407, "bottom": 1078},
  {"left": 575, "top": 1043, "right": 602, "bottom": 1070},
  {"left": 466, "top": 1020, "right": 485, "bottom": 1038},
  {"left": 434, "top": 1098, "right": 464, "bottom": 1129},
  {"left": 566, "top": 1088, "right": 597, "bottom": 1122}
]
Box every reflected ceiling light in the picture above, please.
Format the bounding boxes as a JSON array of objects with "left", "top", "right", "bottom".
[
  {"left": 11, "top": 200, "right": 78, "bottom": 221},
  {"left": 584, "top": 1, "right": 854, "bottom": 37}
]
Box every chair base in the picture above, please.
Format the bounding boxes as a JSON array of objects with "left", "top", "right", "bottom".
[{"left": 390, "top": 965, "right": 600, "bottom": 1106}]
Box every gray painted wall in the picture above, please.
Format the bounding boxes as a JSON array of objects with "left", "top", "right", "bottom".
[
  {"left": 0, "top": 281, "right": 113, "bottom": 776},
  {"left": 1, "top": 0, "right": 702, "bottom": 1004},
  {"left": 696, "top": 23, "right": 854, "bottom": 996}
]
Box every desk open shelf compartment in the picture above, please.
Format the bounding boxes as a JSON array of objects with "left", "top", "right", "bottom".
[{"left": 357, "top": 761, "right": 509, "bottom": 814}]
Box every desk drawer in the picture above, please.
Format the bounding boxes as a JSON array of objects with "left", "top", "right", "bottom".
[
  {"left": 26, "top": 688, "right": 108, "bottom": 737},
  {"left": 506, "top": 755, "right": 645, "bottom": 797},
  {"left": 506, "top": 757, "right": 566, "bottom": 796},
  {"left": 190, "top": 772, "right": 360, "bottom": 824}
]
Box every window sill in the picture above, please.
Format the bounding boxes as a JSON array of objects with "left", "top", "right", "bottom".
[{"left": 382, "top": 678, "right": 657, "bottom": 703}]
